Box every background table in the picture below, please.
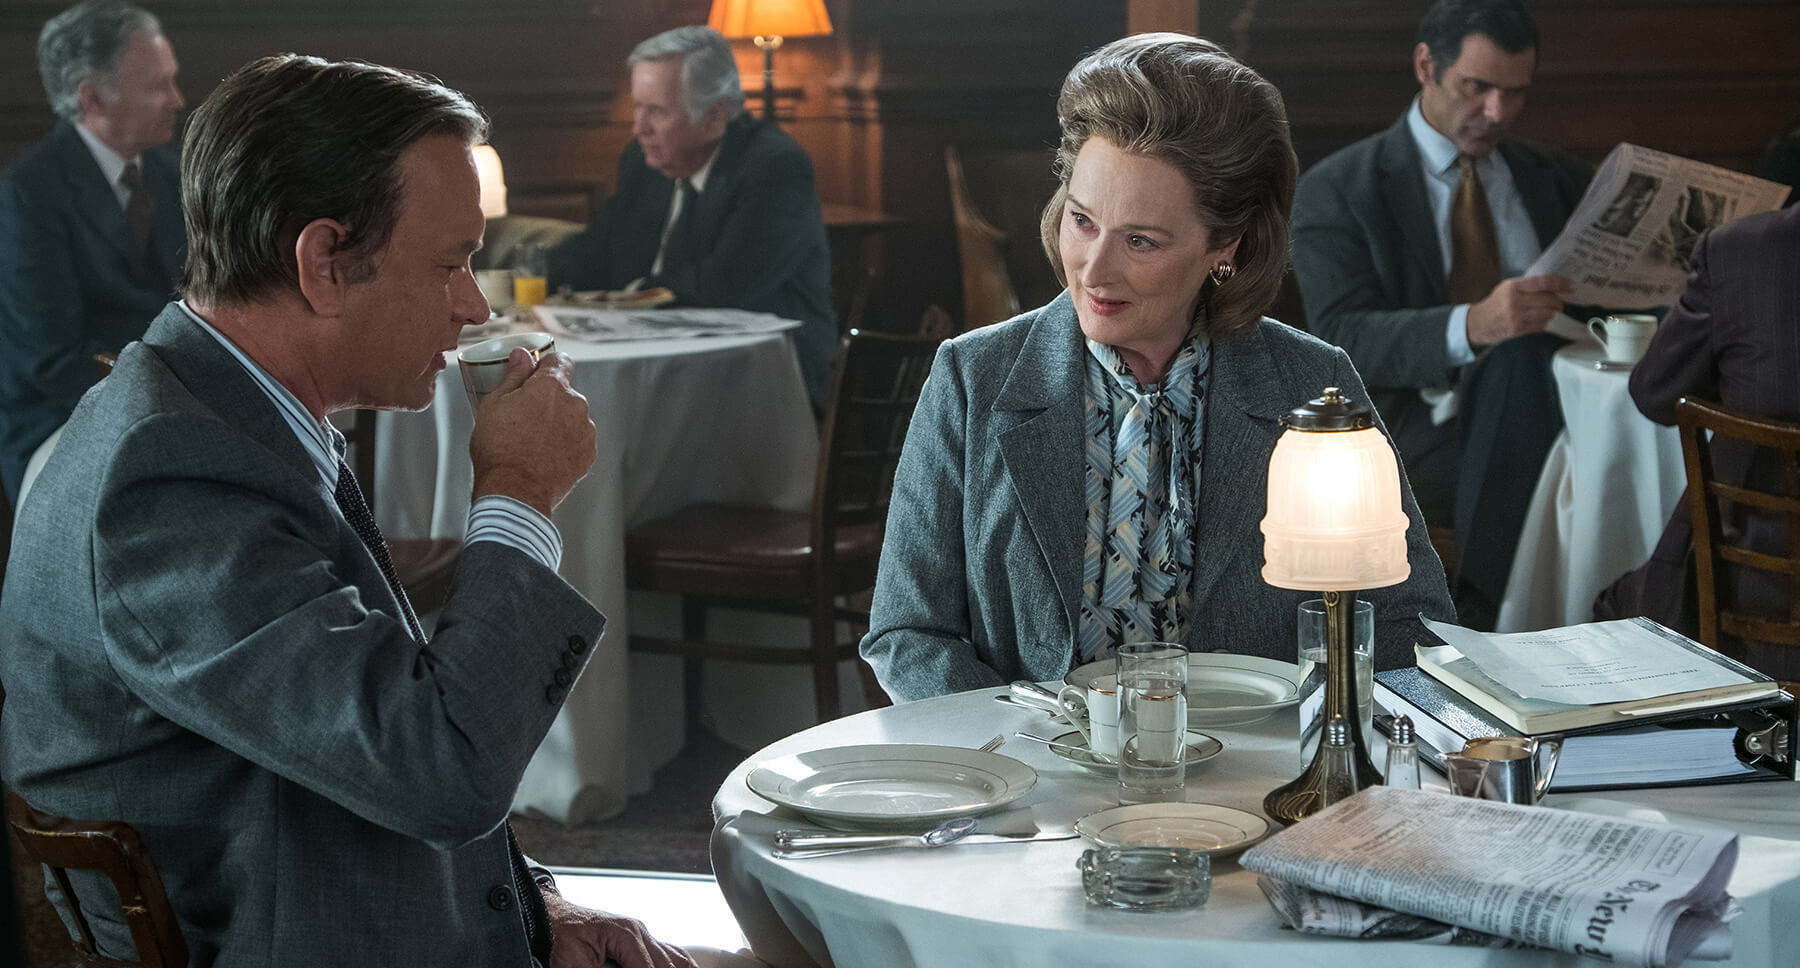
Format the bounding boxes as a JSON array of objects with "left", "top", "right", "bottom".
[
  {"left": 712, "top": 688, "right": 1800, "bottom": 968},
  {"left": 376, "top": 326, "right": 819, "bottom": 823},
  {"left": 1496, "top": 342, "right": 1690, "bottom": 632}
]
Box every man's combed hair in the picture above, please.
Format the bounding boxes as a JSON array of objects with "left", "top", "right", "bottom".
[
  {"left": 1039, "top": 32, "right": 1298, "bottom": 337},
  {"left": 628, "top": 25, "right": 745, "bottom": 122},
  {"left": 37, "top": 0, "right": 161, "bottom": 123},
  {"left": 179, "top": 54, "right": 489, "bottom": 306},
  {"left": 1418, "top": 0, "right": 1539, "bottom": 71}
]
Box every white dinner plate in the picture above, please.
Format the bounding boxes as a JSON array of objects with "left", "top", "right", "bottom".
[
  {"left": 746, "top": 744, "right": 1038, "bottom": 830},
  {"left": 1066, "top": 653, "right": 1302, "bottom": 727},
  {"left": 1049, "top": 730, "right": 1224, "bottom": 775},
  {"left": 1075, "top": 802, "right": 1271, "bottom": 855}
]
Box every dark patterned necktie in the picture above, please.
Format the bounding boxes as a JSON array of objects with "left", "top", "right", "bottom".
[
  {"left": 120, "top": 161, "right": 154, "bottom": 250},
  {"left": 652, "top": 177, "right": 695, "bottom": 276},
  {"left": 333, "top": 460, "right": 553, "bottom": 962},
  {"left": 1447, "top": 154, "right": 1501, "bottom": 304},
  {"left": 332, "top": 460, "right": 425, "bottom": 643}
]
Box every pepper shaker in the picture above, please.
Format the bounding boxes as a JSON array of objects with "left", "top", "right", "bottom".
[{"left": 1384, "top": 714, "right": 1421, "bottom": 790}]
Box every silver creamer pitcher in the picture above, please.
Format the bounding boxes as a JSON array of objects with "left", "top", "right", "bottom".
[{"left": 1442, "top": 736, "right": 1562, "bottom": 804}]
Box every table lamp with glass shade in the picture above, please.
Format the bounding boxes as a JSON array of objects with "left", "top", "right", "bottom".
[
  {"left": 708, "top": 0, "right": 834, "bottom": 120},
  {"left": 1260, "top": 387, "right": 1411, "bottom": 826},
  {"left": 472, "top": 144, "right": 508, "bottom": 219}
]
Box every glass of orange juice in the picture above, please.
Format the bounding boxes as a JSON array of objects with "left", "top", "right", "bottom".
[{"left": 513, "top": 242, "right": 548, "bottom": 307}]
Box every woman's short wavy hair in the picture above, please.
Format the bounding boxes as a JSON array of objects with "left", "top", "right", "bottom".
[{"left": 1039, "top": 33, "right": 1297, "bottom": 336}]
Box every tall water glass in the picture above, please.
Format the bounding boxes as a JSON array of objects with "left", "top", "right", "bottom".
[
  {"left": 1297, "top": 599, "right": 1373, "bottom": 764},
  {"left": 1116, "top": 642, "right": 1188, "bottom": 803}
]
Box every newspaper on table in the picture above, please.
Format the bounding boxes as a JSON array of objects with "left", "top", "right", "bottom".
[
  {"left": 1239, "top": 787, "right": 1738, "bottom": 967},
  {"left": 531, "top": 305, "right": 798, "bottom": 342},
  {"left": 1526, "top": 143, "right": 1788, "bottom": 309}
]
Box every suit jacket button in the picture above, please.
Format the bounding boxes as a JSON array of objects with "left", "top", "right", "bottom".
[
  {"left": 488, "top": 885, "right": 515, "bottom": 911},
  {"left": 546, "top": 685, "right": 567, "bottom": 704},
  {"left": 566, "top": 635, "right": 588, "bottom": 655},
  {"left": 554, "top": 668, "right": 574, "bottom": 688},
  {"left": 562, "top": 651, "right": 581, "bottom": 671}
]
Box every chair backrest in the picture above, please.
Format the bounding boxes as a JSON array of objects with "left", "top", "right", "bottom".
[
  {"left": 945, "top": 145, "right": 1022, "bottom": 331},
  {"left": 810, "top": 329, "right": 942, "bottom": 574},
  {"left": 5, "top": 791, "right": 188, "bottom": 968},
  {"left": 1676, "top": 397, "right": 1800, "bottom": 665}
]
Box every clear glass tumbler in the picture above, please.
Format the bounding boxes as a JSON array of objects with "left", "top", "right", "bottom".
[
  {"left": 1115, "top": 642, "right": 1188, "bottom": 803},
  {"left": 1296, "top": 598, "right": 1373, "bottom": 765}
]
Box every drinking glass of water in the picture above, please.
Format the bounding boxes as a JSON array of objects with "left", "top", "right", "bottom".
[{"left": 1115, "top": 642, "right": 1188, "bottom": 803}]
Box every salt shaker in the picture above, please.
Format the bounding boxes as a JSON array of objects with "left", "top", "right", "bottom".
[
  {"left": 1384, "top": 714, "right": 1421, "bottom": 790},
  {"left": 1319, "top": 715, "right": 1359, "bottom": 808}
]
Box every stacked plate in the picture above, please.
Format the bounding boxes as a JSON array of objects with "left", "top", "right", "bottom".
[
  {"left": 746, "top": 744, "right": 1038, "bottom": 831},
  {"left": 1066, "top": 652, "right": 1301, "bottom": 727}
]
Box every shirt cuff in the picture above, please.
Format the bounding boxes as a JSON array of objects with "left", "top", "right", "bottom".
[
  {"left": 466, "top": 495, "right": 562, "bottom": 573},
  {"left": 1445, "top": 304, "right": 1476, "bottom": 367}
]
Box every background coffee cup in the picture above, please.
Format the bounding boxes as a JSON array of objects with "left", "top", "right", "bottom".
[
  {"left": 474, "top": 269, "right": 514, "bottom": 312},
  {"left": 1057, "top": 674, "right": 1119, "bottom": 759},
  {"left": 458, "top": 331, "right": 555, "bottom": 412},
  {"left": 1587, "top": 313, "right": 1658, "bottom": 365}
]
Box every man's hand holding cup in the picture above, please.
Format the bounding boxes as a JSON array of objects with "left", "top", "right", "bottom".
[{"left": 464, "top": 333, "right": 595, "bottom": 517}]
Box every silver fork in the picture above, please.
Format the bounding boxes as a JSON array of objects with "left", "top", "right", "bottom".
[{"left": 975, "top": 734, "right": 1005, "bottom": 753}]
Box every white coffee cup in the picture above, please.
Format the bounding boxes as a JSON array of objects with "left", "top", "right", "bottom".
[
  {"left": 1057, "top": 674, "right": 1120, "bottom": 759},
  {"left": 458, "top": 331, "right": 555, "bottom": 412},
  {"left": 474, "top": 269, "right": 514, "bottom": 312},
  {"left": 1587, "top": 314, "right": 1657, "bottom": 365}
]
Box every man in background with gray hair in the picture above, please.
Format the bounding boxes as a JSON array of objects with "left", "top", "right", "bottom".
[
  {"left": 550, "top": 25, "right": 837, "bottom": 412},
  {"left": 0, "top": 0, "right": 186, "bottom": 504}
]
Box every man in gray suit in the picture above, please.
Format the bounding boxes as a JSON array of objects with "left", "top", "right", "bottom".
[
  {"left": 1292, "top": 0, "right": 1590, "bottom": 629},
  {"left": 0, "top": 54, "right": 692, "bottom": 968}
]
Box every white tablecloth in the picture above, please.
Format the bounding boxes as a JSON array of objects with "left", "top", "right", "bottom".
[
  {"left": 1496, "top": 343, "right": 1689, "bottom": 632},
  {"left": 375, "top": 327, "right": 820, "bottom": 822},
  {"left": 712, "top": 688, "right": 1800, "bottom": 968}
]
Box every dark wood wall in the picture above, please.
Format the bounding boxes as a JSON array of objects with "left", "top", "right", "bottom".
[{"left": 4, "top": 0, "right": 1796, "bottom": 329}]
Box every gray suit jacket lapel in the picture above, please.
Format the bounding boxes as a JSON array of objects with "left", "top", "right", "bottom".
[
  {"left": 1376, "top": 117, "right": 1446, "bottom": 301},
  {"left": 993, "top": 294, "right": 1087, "bottom": 639},
  {"left": 139, "top": 304, "right": 319, "bottom": 487},
  {"left": 1189, "top": 323, "right": 1289, "bottom": 610},
  {"left": 1502, "top": 140, "right": 1577, "bottom": 248}
]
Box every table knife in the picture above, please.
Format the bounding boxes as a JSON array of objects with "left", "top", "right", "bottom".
[{"left": 772, "top": 831, "right": 1078, "bottom": 859}]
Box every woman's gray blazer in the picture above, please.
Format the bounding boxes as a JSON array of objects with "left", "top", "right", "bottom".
[{"left": 861, "top": 292, "right": 1454, "bottom": 701}]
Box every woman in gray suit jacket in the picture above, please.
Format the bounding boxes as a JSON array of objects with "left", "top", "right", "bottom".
[{"left": 862, "top": 34, "right": 1454, "bottom": 702}]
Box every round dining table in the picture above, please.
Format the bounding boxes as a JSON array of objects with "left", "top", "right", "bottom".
[
  {"left": 374, "top": 321, "right": 820, "bottom": 822},
  {"left": 1496, "top": 342, "right": 1689, "bottom": 633},
  {"left": 711, "top": 686, "right": 1800, "bottom": 968}
]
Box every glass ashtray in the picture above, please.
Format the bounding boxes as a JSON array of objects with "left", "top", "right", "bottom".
[{"left": 1077, "top": 845, "right": 1211, "bottom": 911}]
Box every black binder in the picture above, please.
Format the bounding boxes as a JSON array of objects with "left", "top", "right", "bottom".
[{"left": 1374, "top": 665, "right": 1796, "bottom": 792}]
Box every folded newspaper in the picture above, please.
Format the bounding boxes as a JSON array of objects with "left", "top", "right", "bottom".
[
  {"left": 1526, "top": 143, "right": 1787, "bottom": 309},
  {"left": 1239, "top": 787, "right": 1738, "bottom": 967}
]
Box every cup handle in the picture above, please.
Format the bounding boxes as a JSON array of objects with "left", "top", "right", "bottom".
[
  {"left": 1587, "top": 316, "right": 1609, "bottom": 350},
  {"left": 1057, "top": 686, "right": 1095, "bottom": 748}
]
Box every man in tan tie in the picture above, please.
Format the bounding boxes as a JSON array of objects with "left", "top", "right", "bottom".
[
  {"left": 0, "top": 0, "right": 187, "bottom": 505},
  {"left": 1291, "top": 0, "right": 1593, "bottom": 629}
]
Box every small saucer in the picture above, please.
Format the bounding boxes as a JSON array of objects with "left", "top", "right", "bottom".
[{"left": 1050, "top": 730, "right": 1223, "bottom": 774}]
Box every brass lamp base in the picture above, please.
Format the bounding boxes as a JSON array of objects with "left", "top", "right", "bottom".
[{"left": 1264, "top": 589, "right": 1383, "bottom": 826}]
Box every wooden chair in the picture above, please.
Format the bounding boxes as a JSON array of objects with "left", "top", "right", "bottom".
[
  {"left": 5, "top": 791, "right": 187, "bottom": 968},
  {"left": 1676, "top": 397, "right": 1800, "bottom": 688},
  {"left": 341, "top": 410, "right": 462, "bottom": 615},
  {"left": 945, "top": 145, "right": 1021, "bottom": 331},
  {"left": 624, "top": 328, "right": 941, "bottom": 723}
]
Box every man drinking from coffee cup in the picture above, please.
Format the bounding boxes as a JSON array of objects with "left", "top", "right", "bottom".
[{"left": 0, "top": 53, "right": 699, "bottom": 968}]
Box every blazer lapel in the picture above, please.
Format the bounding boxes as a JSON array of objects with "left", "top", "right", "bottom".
[
  {"left": 1501, "top": 141, "right": 1574, "bottom": 249},
  {"left": 1376, "top": 117, "right": 1447, "bottom": 302},
  {"left": 994, "top": 294, "right": 1087, "bottom": 638},
  {"left": 1187, "top": 324, "right": 1290, "bottom": 610},
  {"left": 53, "top": 124, "right": 140, "bottom": 269}
]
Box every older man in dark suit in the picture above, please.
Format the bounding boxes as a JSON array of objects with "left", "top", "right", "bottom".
[
  {"left": 1596, "top": 205, "right": 1800, "bottom": 680},
  {"left": 1291, "top": 0, "right": 1591, "bottom": 628},
  {"left": 0, "top": 1, "right": 186, "bottom": 503},
  {"left": 550, "top": 26, "right": 837, "bottom": 413},
  {"left": 0, "top": 51, "right": 698, "bottom": 968}
]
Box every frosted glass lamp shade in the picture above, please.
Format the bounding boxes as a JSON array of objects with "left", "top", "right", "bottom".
[
  {"left": 1261, "top": 425, "right": 1410, "bottom": 591},
  {"left": 473, "top": 145, "right": 508, "bottom": 219},
  {"left": 708, "top": 0, "right": 834, "bottom": 38}
]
